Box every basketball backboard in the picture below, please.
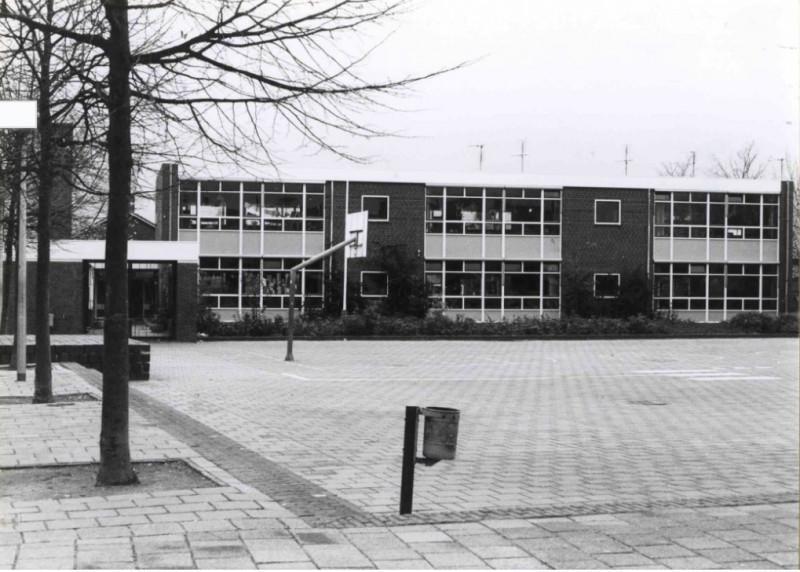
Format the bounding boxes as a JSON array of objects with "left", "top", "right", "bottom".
[{"left": 345, "top": 211, "right": 368, "bottom": 258}]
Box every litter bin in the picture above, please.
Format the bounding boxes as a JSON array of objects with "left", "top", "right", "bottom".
[{"left": 422, "top": 407, "right": 460, "bottom": 460}]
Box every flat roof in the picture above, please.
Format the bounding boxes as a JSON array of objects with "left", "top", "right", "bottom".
[
  {"left": 178, "top": 167, "right": 783, "bottom": 194},
  {"left": 37, "top": 240, "right": 199, "bottom": 263}
]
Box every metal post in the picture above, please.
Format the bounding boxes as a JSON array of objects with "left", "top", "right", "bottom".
[
  {"left": 16, "top": 174, "right": 26, "bottom": 382},
  {"left": 285, "top": 268, "right": 296, "bottom": 361},
  {"left": 400, "top": 405, "right": 420, "bottom": 515}
]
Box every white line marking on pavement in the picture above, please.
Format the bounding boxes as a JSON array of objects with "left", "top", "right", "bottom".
[{"left": 282, "top": 373, "right": 309, "bottom": 381}]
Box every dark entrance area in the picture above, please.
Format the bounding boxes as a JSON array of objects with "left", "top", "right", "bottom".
[{"left": 87, "top": 261, "right": 176, "bottom": 339}]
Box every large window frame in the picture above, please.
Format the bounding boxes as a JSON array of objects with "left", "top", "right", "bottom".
[
  {"left": 653, "top": 262, "right": 778, "bottom": 314},
  {"left": 179, "top": 180, "right": 325, "bottom": 233},
  {"left": 424, "top": 187, "right": 561, "bottom": 236},
  {"left": 653, "top": 192, "right": 779, "bottom": 240},
  {"left": 199, "top": 256, "right": 324, "bottom": 311},
  {"left": 425, "top": 260, "right": 560, "bottom": 313}
]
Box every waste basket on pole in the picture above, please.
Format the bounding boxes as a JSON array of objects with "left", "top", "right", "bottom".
[{"left": 421, "top": 407, "right": 460, "bottom": 460}]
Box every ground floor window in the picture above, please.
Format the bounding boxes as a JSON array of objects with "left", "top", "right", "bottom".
[
  {"left": 361, "top": 271, "right": 388, "bottom": 297},
  {"left": 425, "top": 260, "right": 560, "bottom": 311},
  {"left": 200, "top": 257, "right": 323, "bottom": 311},
  {"left": 594, "top": 273, "right": 620, "bottom": 298},
  {"left": 88, "top": 262, "right": 175, "bottom": 338},
  {"left": 653, "top": 263, "right": 778, "bottom": 312}
]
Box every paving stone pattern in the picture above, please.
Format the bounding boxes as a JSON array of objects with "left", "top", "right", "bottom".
[
  {"left": 142, "top": 339, "right": 798, "bottom": 516},
  {"left": 0, "top": 338, "right": 797, "bottom": 569}
]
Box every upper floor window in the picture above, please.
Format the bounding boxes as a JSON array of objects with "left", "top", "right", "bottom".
[
  {"left": 362, "top": 196, "right": 389, "bottom": 221},
  {"left": 653, "top": 192, "right": 778, "bottom": 239},
  {"left": 425, "top": 187, "right": 560, "bottom": 236},
  {"left": 595, "top": 200, "right": 621, "bottom": 225}
]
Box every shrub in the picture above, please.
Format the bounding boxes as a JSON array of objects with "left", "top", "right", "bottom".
[{"left": 728, "top": 312, "right": 798, "bottom": 334}]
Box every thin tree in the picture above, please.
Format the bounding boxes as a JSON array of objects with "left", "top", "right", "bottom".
[
  {"left": 2, "top": 0, "right": 460, "bottom": 485},
  {"left": 708, "top": 141, "right": 768, "bottom": 179},
  {"left": 658, "top": 156, "right": 693, "bottom": 177}
]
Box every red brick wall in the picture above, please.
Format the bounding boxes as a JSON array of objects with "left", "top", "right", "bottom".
[
  {"left": 326, "top": 181, "right": 426, "bottom": 287},
  {"left": 561, "top": 187, "right": 651, "bottom": 278}
]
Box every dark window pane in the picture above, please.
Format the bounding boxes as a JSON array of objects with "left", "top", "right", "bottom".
[
  {"left": 306, "top": 220, "right": 323, "bottom": 232},
  {"left": 179, "top": 179, "right": 197, "bottom": 191},
  {"left": 654, "top": 203, "right": 669, "bottom": 225},
  {"left": 264, "top": 193, "right": 302, "bottom": 218},
  {"left": 543, "top": 200, "right": 560, "bottom": 222},
  {"left": 426, "top": 222, "right": 443, "bottom": 233},
  {"left": 446, "top": 197, "right": 482, "bottom": 221},
  {"left": 543, "top": 275, "right": 559, "bottom": 297},
  {"left": 762, "top": 276, "right": 777, "bottom": 297},
  {"left": 427, "top": 197, "right": 443, "bottom": 220},
  {"left": 243, "top": 193, "right": 261, "bottom": 217},
  {"left": 220, "top": 181, "right": 240, "bottom": 192},
  {"left": 179, "top": 218, "right": 197, "bottom": 229},
  {"left": 594, "top": 274, "right": 619, "bottom": 298},
  {"left": 728, "top": 276, "right": 759, "bottom": 298},
  {"left": 507, "top": 274, "right": 539, "bottom": 296},
  {"left": 426, "top": 186, "right": 443, "bottom": 196},
  {"left": 763, "top": 205, "right": 778, "bottom": 227},
  {"left": 306, "top": 195, "right": 324, "bottom": 218}
]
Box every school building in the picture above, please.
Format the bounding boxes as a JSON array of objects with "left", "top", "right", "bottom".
[{"left": 154, "top": 163, "right": 796, "bottom": 326}]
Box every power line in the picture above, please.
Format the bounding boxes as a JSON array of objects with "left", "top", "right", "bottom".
[{"left": 513, "top": 140, "right": 528, "bottom": 173}]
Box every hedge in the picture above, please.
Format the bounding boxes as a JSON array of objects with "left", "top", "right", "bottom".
[{"left": 198, "top": 310, "right": 798, "bottom": 339}]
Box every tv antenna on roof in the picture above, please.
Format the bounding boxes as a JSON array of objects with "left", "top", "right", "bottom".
[
  {"left": 513, "top": 140, "right": 528, "bottom": 173},
  {"left": 470, "top": 144, "right": 484, "bottom": 171},
  {"left": 617, "top": 144, "right": 633, "bottom": 176}
]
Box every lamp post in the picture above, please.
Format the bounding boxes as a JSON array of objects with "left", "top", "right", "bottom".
[{"left": 0, "top": 100, "right": 37, "bottom": 382}]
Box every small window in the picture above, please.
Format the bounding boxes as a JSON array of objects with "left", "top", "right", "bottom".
[
  {"left": 594, "top": 273, "right": 620, "bottom": 298},
  {"left": 362, "top": 196, "right": 389, "bottom": 221},
  {"left": 361, "top": 271, "right": 388, "bottom": 297},
  {"left": 595, "top": 200, "right": 621, "bottom": 225}
]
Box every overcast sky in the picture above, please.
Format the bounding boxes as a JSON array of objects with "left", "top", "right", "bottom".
[{"left": 264, "top": 0, "right": 799, "bottom": 181}]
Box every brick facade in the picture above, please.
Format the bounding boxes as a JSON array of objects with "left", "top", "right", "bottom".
[
  {"left": 174, "top": 262, "right": 198, "bottom": 341},
  {"left": 561, "top": 187, "right": 651, "bottom": 280},
  {"left": 155, "top": 163, "right": 179, "bottom": 241},
  {"left": 328, "top": 181, "right": 426, "bottom": 293}
]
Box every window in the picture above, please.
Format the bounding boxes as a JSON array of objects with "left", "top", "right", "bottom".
[
  {"left": 594, "top": 274, "right": 620, "bottom": 298},
  {"left": 653, "top": 192, "right": 778, "bottom": 240},
  {"left": 595, "top": 200, "right": 621, "bottom": 225},
  {"left": 653, "top": 263, "right": 778, "bottom": 314},
  {"left": 361, "top": 271, "right": 388, "bottom": 297},
  {"left": 425, "top": 260, "right": 560, "bottom": 311},
  {"left": 362, "top": 196, "right": 389, "bottom": 221},
  {"left": 425, "top": 187, "right": 561, "bottom": 236}
]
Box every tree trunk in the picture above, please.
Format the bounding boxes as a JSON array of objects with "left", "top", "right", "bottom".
[
  {"left": 34, "top": 0, "right": 54, "bottom": 404},
  {"left": 1, "top": 173, "right": 18, "bottom": 336},
  {"left": 96, "top": 0, "right": 137, "bottom": 486}
]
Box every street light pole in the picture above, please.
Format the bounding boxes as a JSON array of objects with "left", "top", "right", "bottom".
[{"left": 16, "top": 161, "right": 26, "bottom": 382}]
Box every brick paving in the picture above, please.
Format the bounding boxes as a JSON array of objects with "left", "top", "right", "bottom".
[{"left": 0, "top": 338, "right": 796, "bottom": 569}]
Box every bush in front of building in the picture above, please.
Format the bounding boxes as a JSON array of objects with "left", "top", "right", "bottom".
[
  {"left": 198, "top": 308, "right": 797, "bottom": 338},
  {"left": 727, "top": 312, "right": 798, "bottom": 334}
]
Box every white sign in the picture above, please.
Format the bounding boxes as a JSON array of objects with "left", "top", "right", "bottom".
[
  {"left": 345, "top": 210, "right": 368, "bottom": 258},
  {"left": 0, "top": 100, "right": 37, "bottom": 129}
]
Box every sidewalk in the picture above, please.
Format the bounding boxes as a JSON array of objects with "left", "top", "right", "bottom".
[{"left": 0, "top": 339, "right": 797, "bottom": 569}]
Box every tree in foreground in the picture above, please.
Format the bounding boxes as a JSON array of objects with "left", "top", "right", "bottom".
[{"left": 1, "top": 0, "right": 458, "bottom": 485}]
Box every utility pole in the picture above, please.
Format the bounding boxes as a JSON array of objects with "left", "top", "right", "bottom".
[
  {"left": 513, "top": 141, "right": 528, "bottom": 173},
  {"left": 470, "top": 144, "right": 484, "bottom": 171},
  {"left": 690, "top": 151, "right": 696, "bottom": 177}
]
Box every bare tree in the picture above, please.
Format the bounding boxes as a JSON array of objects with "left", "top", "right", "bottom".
[
  {"left": 708, "top": 141, "right": 768, "bottom": 179},
  {"left": 2, "top": 0, "right": 459, "bottom": 485},
  {"left": 658, "top": 156, "right": 693, "bottom": 177},
  {"left": 1, "top": 0, "right": 107, "bottom": 403}
]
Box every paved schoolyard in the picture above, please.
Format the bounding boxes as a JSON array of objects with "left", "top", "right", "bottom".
[
  {"left": 143, "top": 338, "right": 798, "bottom": 516},
  {"left": 0, "top": 337, "right": 796, "bottom": 569}
]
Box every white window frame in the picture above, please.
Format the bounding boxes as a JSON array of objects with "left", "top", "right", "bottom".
[
  {"left": 595, "top": 199, "right": 621, "bottom": 226},
  {"left": 360, "top": 271, "right": 388, "bottom": 297},
  {"left": 593, "top": 273, "right": 620, "bottom": 299},
  {"left": 362, "top": 195, "right": 390, "bottom": 222}
]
